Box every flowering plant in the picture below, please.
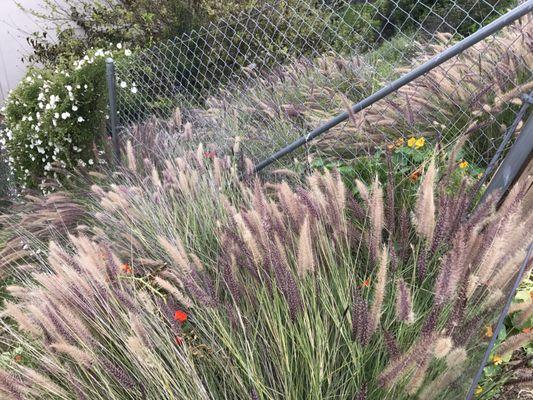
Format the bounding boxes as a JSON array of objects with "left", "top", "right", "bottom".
[{"left": 0, "top": 46, "right": 134, "bottom": 190}]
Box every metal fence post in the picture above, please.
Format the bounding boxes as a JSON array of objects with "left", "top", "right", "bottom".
[
  {"left": 480, "top": 110, "right": 533, "bottom": 205},
  {"left": 105, "top": 58, "right": 121, "bottom": 163}
]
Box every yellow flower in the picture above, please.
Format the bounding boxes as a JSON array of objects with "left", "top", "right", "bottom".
[
  {"left": 459, "top": 160, "right": 469, "bottom": 169},
  {"left": 492, "top": 355, "right": 503, "bottom": 365},
  {"left": 407, "top": 137, "right": 416, "bottom": 148},
  {"left": 395, "top": 137, "right": 405, "bottom": 147},
  {"left": 414, "top": 137, "right": 425, "bottom": 149},
  {"left": 475, "top": 386, "right": 483, "bottom": 396}
]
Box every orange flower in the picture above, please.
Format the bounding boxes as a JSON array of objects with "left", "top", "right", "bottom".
[
  {"left": 522, "top": 327, "right": 532, "bottom": 334},
  {"left": 484, "top": 325, "right": 493, "bottom": 338},
  {"left": 175, "top": 336, "right": 184, "bottom": 346},
  {"left": 361, "top": 278, "right": 371, "bottom": 288},
  {"left": 174, "top": 310, "right": 188, "bottom": 324},
  {"left": 492, "top": 355, "right": 503, "bottom": 365},
  {"left": 14, "top": 355, "right": 22, "bottom": 363},
  {"left": 409, "top": 168, "right": 422, "bottom": 182},
  {"left": 121, "top": 263, "right": 132, "bottom": 274}
]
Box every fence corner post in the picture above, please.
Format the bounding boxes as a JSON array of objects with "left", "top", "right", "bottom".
[
  {"left": 480, "top": 110, "right": 533, "bottom": 205},
  {"left": 105, "top": 57, "right": 121, "bottom": 163}
]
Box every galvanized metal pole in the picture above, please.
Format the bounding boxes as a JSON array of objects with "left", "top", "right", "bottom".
[
  {"left": 480, "top": 111, "right": 533, "bottom": 205},
  {"left": 471, "top": 92, "right": 532, "bottom": 204},
  {"left": 105, "top": 58, "right": 121, "bottom": 163},
  {"left": 253, "top": 0, "right": 533, "bottom": 173}
]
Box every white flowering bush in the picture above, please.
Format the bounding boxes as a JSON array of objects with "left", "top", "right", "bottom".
[{"left": 0, "top": 47, "right": 134, "bottom": 189}]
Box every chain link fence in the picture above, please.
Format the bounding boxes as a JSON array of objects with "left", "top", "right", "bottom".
[{"left": 112, "top": 0, "right": 531, "bottom": 179}]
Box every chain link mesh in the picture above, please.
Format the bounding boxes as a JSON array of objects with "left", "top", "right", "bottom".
[{"left": 114, "top": 0, "right": 531, "bottom": 177}]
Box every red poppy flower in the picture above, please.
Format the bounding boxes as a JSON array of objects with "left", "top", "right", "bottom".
[
  {"left": 175, "top": 336, "right": 184, "bottom": 346},
  {"left": 121, "top": 263, "right": 132, "bottom": 274},
  {"left": 409, "top": 169, "right": 422, "bottom": 182},
  {"left": 361, "top": 278, "right": 371, "bottom": 288},
  {"left": 174, "top": 310, "right": 188, "bottom": 323}
]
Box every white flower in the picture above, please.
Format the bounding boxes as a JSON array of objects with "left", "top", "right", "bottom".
[
  {"left": 120, "top": 81, "right": 127, "bottom": 88},
  {"left": 88, "top": 159, "right": 94, "bottom": 165},
  {"left": 124, "top": 49, "right": 132, "bottom": 56},
  {"left": 61, "top": 112, "right": 71, "bottom": 119},
  {"left": 116, "top": 43, "right": 123, "bottom": 49},
  {"left": 72, "top": 105, "right": 79, "bottom": 111},
  {"left": 65, "top": 85, "right": 73, "bottom": 92},
  {"left": 77, "top": 116, "right": 85, "bottom": 123},
  {"left": 131, "top": 87, "right": 138, "bottom": 94}
]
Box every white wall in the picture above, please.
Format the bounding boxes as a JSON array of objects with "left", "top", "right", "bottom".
[{"left": 0, "top": 0, "right": 52, "bottom": 105}]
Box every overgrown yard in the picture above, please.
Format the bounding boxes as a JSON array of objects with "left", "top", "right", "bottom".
[{"left": 0, "top": 1, "right": 531, "bottom": 399}]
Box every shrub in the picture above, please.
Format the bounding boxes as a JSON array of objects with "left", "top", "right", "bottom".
[
  {"left": 382, "top": 0, "right": 517, "bottom": 38},
  {"left": 0, "top": 148, "right": 12, "bottom": 203},
  {"left": 0, "top": 117, "right": 12, "bottom": 202},
  {"left": 0, "top": 47, "right": 136, "bottom": 190},
  {"left": 0, "top": 138, "right": 531, "bottom": 399},
  {"left": 20, "top": 0, "right": 212, "bottom": 66}
]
